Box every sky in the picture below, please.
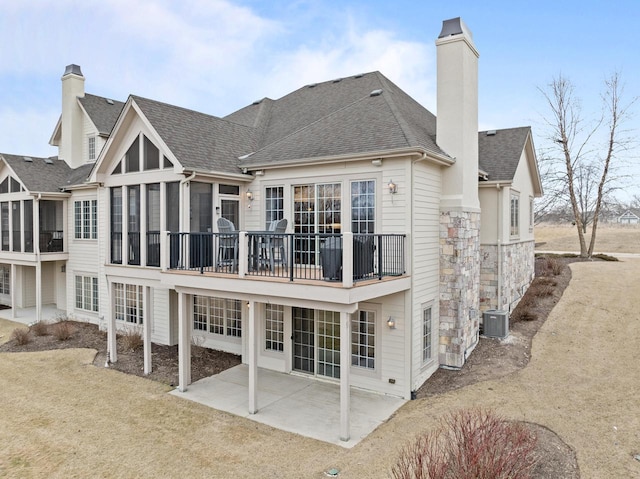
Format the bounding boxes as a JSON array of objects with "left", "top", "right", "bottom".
[{"left": 1, "top": 0, "right": 638, "bottom": 199}]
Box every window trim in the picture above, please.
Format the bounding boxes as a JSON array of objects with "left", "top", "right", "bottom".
[
  {"left": 510, "top": 192, "right": 520, "bottom": 238},
  {"left": 421, "top": 303, "right": 434, "bottom": 365},
  {"left": 74, "top": 199, "right": 98, "bottom": 240},
  {"left": 88, "top": 136, "right": 96, "bottom": 161},
  {"left": 75, "top": 274, "right": 98, "bottom": 313},
  {"left": 192, "top": 295, "right": 242, "bottom": 340}
]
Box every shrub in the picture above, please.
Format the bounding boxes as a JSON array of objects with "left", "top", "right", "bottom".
[
  {"left": 392, "top": 409, "right": 538, "bottom": 479},
  {"left": 51, "top": 320, "right": 74, "bottom": 341},
  {"left": 121, "top": 328, "right": 143, "bottom": 352},
  {"left": 11, "top": 328, "right": 31, "bottom": 346},
  {"left": 30, "top": 320, "right": 49, "bottom": 337},
  {"left": 540, "top": 257, "right": 563, "bottom": 276},
  {"left": 528, "top": 280, "right": 555, "bottom": 298},
  {"left": 593, "top": 253, "right": 618, "bottom": 261},
  {"left": 534, "top": 276, "right": 557, "bottom": 287}
]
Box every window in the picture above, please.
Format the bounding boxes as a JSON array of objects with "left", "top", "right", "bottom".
[
  {"left": 74, "top": 200, "right": 97, "bottom": 239},
  {"left": 265, "top": 304, "right": 284, "bottom": 352},
  {"left": 422, "top": 306, "right": 432, "bottom": 363},
  {"left": 510, "top": 193, "right": 519, "bottom": 237},
  {"left": 114, "top": 283, "right": 143, "bottom": 324},
  {"left": 352, "top": 310, "right": 375, "bottom": 369},
  {"left": 125, "top": 137, "right": 140, "bottom": 173},
  {"left": 318, "top": 310, "right": 340, "bottom": 378},
  {"left": 143, "top": 136, "right": 159, "bottom": 170},
  {"left": 265, "top": 187, "right": 284, "bottom": 228},
  {"left": 146, "top": 184, "right": 161, "bottom": 267},
  {"left": 11, "top": 202, "right": 20, "bottom": 252},
  {"left": 75, "top": 275, "right": 98, "bottom": 312},
  {"left": 0, "top": 266, "right": 9, "bottom": 295},
  {"left": 10, "top": 178, "right": 21, "bottom": 193},
  {"left": 128, "top": 186, "right": 141, "bottom": 265},
  {"left": 0, "top": 178, "right": 7, "bottom": 194},
  {"left": 219, "top": 184, "right": 240, "bottom": 195},
  {"left": 351, "top": 180, "right": 375, "bottom": 233},
  {"left": 192, "top": 296, "right": 242, "bottom": 338},
  {"left": 163, "top": 156, "right": 173, "bottom": 169},
  {"left": 88, "top": 136, "right": 96, "bottom": 161},
  {"left": 110, "top": 188, "right": 122, "bottom": 264},
  {"left": 1, "top": 203, "right": 8, "bottom": 251},
  {"left": 24, "top": 200, "right": 33, "bottom": 253}
]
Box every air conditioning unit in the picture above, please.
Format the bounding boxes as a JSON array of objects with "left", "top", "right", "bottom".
[{"left": 482, "top": 310, "right": 509, "bottom": 338}]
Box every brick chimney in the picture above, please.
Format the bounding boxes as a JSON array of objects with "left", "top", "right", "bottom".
[
  {"left": 436, "top": 17, "right": 479, "bottom": 210},
  {"left": 60, "top": 64, "right": 85, "bottom": 168}
]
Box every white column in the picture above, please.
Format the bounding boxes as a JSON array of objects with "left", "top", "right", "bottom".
[
  {"left": 178, "top": 291, "right": 191, "bottom": 391},
  {"left": 342, "top": 232, "right": 353, "bottom": 288},
  {"left": 238, "top": 232, "right": 247, "bottom": 278},
  {"left": 107, "top": 281, "right": 118, "bottom": 363},
  {"left": 35, "top": 262, "right": 42, "bottom": 323},
  {"left": 10, "top": 264, "right": 16, "bottom": 320},
  {"left": 140, "top": 184, "right": 147, "bottom": 267},
  {"left": 340, "top": 311, "right": 351, "bottom": 442},
  {"left": 248, "top": 300, "right": 258, "bottom": 414},
  {"left": 143, "top": 286, "right": 152, "bottom": 374}
]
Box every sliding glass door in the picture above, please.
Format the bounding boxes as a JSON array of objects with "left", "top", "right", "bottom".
[{"left": 293, "top": 183, "right": 341, "bottom": 265}]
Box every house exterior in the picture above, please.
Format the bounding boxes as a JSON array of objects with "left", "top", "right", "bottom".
[
  {"left": 0, "top": 17, "right": 541, "bottom": 441},
  {"left": 618, "top": 209, "right": 640, "bottom": 224}
]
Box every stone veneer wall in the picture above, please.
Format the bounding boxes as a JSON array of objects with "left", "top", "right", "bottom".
[
  {"left": 479, "top": 240, "right": 535, "bottom": 312},
  {"left": 439, "top": 210, "right": 480, "bottom": 368}
]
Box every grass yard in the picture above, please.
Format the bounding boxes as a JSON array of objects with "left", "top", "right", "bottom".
[{"left": 535, "top": 223, "right": 640, "bottom": 254}]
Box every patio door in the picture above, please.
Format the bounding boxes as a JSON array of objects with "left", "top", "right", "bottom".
[
  {"left": 292, "top": 307, "right": 340, "bottom": 378},
  {"left": 293, "top": 307, "right": 314, "bottom": 374},
  {"left": 293, "top": 183, "right": 341, "bottom": 265}
]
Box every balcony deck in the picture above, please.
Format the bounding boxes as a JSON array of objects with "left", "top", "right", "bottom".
[{"left": 158, "top": 231, "right": 409, "bottom": 302}]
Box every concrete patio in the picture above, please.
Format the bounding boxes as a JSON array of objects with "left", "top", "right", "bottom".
[
  {"left": 171, "top": 364, "right": 406, "bottom": 448},
  {"left": 0, "top": 304, "right": 66, "bottom": 325}
]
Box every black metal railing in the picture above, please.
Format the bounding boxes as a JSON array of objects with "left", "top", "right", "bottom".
[
  {"left": 39, "top": 230, "right": 64, "bottom": 253},
  {"left": 168, "top": 232, "right": 239, "bottom": 274},
  {"left": 146, "top": 231, "right": 161, "bottom": 267},
  {"left": 167, "top": 231, "right": 405, "bottom": 283}
]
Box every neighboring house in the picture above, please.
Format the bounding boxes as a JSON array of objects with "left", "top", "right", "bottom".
[
  {"left": 0, "top": 17, "right": 542, "bottom": 442},
  {"left": 618, "top": 209, "right": 640, "bottom": 224}
]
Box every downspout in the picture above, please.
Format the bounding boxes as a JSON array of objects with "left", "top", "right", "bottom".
[
  {"left": 35, "top": 193, "right": 42, "bottom": 260},
  {"left": 496, "top": 183, "right": 503, "bottom": 309}
]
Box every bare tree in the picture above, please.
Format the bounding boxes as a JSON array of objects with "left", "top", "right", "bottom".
[{"left": 539, "top": 73, "right": 636, "bottom": 257}]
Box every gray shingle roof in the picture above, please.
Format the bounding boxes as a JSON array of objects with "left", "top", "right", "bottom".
[
  {"left": 0, "top": 153, "right": 91, "bottom": 192},
  {"left": 131, "top": 96, "right": 256, "bottom": 175},
  {"left": 79, "top": 94, "right": 125, "bottom": 136},
  {"left": 230, "top": 72, "right": 445, "bottom": 167},
  {"left": 478, "top": 127, "right": 531, "bottom": 182}
]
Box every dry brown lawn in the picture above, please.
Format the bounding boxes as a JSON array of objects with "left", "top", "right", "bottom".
[
  {"left": 1, "top": 260, "right": 640, "bottom": 478},
  {"left": 536, "top": 223, "right": 640, "bottom": 254}
]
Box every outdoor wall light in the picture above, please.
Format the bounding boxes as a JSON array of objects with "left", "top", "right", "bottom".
[
  {"left": 388, "top": 179, "right": 397, "bottom": 194},
  {"left": 387, "top": 316, "right": 396, "bottom": 329},
  {"left": 246, "top": 190, "right": 254, "bottom": 201}
]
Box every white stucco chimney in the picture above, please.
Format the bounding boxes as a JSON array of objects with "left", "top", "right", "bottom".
[
  {"left": 436, "top": 18, "right": 479, "bottom": 210},
  {"left": 60, "top": 64, "right": 85, "bottom": 168}
]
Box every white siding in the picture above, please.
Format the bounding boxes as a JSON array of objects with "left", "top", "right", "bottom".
[
  {"left": 410, "top": 161, "right": 442, "bottom": 390},
  {"left": 66, "top": 189, "right": 101, "bottom": 323}
]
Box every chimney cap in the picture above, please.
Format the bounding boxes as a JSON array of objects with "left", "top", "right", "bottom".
[
  {"left": 63, "top": 64, "right": 83, "bottom": 77},
  {"left": 438, "top": 17, "right": 473, "bottom": 40}
]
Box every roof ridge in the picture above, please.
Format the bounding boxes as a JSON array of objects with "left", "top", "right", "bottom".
[
  {"left": 374, "top": 73, "right": 419, "bottom": 147},
  {"left": 244, "top": 93, "right": 375, "bottom": 160}
]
